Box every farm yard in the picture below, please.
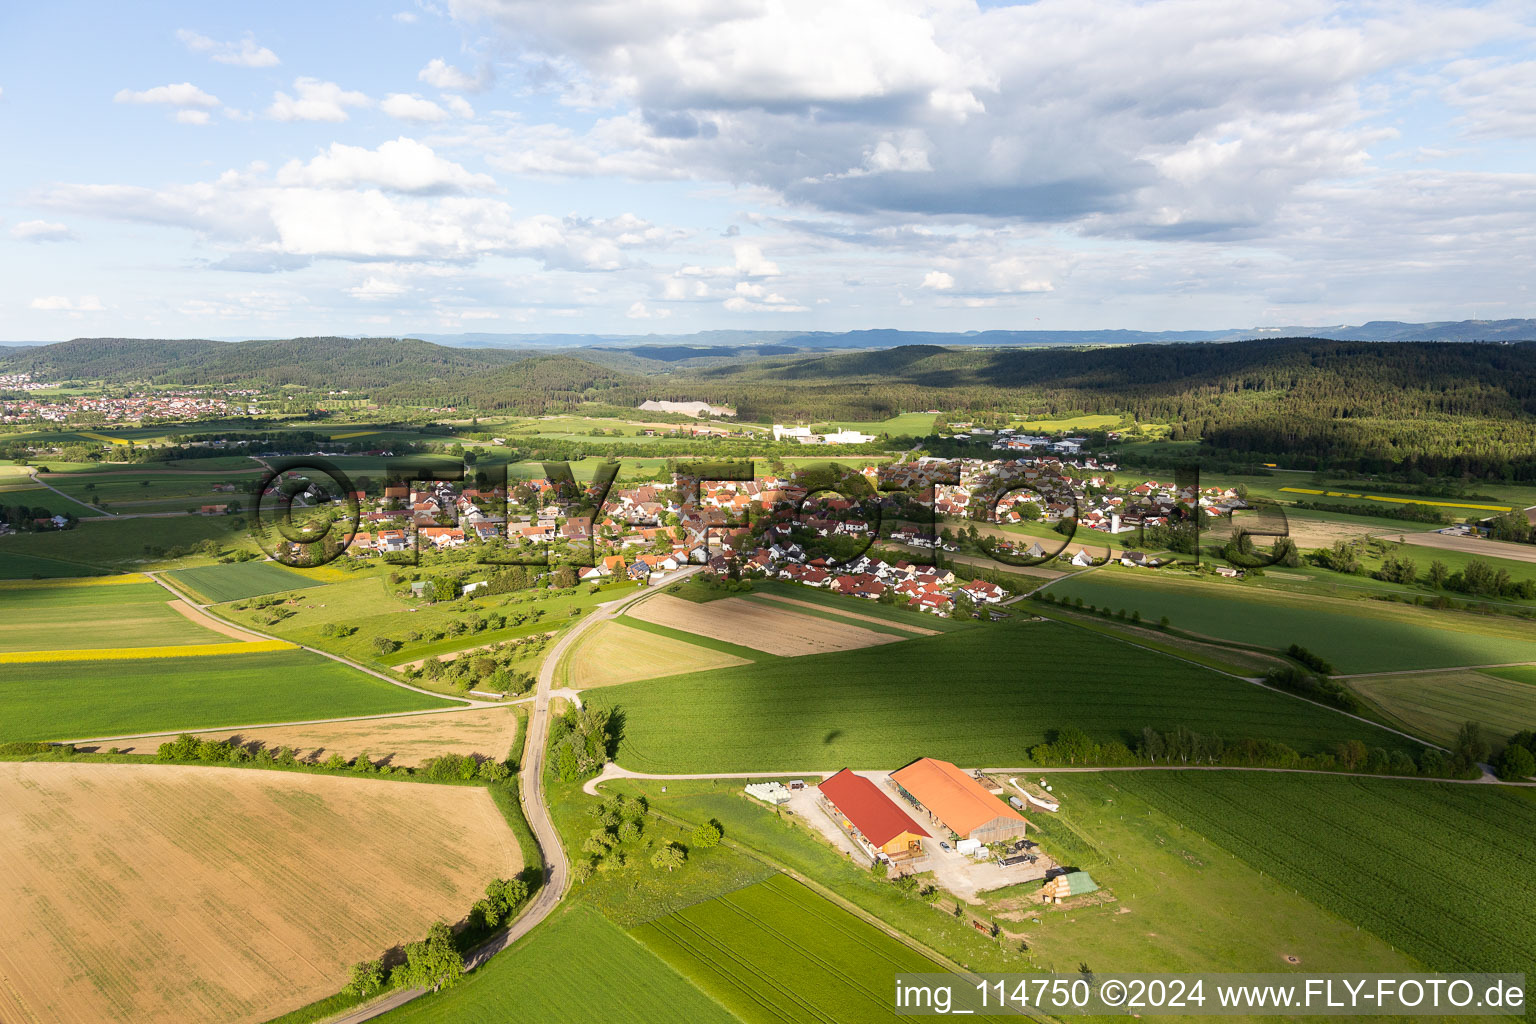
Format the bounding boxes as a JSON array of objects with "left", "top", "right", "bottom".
[
  {"left": 0, "top": 761, "right": 520, "bottom": 1024},
  {"left": 627, "top": 593, "right": 906, "bottom": 657},
  {"left": 111, "top": 706, "right": 522, "bottom": 766},
  {"left": 561, "top": 619, "right": 752, "bottom": 688},
  {"left": 586, "top": 620, "right": 1426, "bottom": 773},
  {"left": 165, "top": 559, "right": 327, "bottom": 603},
  {"left": 1046, "top": 569, "right": 1536, "bottom": 673},
  {"left": 1110, "top": 772, "right": 1536, "bottom": 987},
  {"left": 377, "top": 906, "right": 741, "bottom": 1024},
  {"left": 0, "top": 577, "right": 234, "bottom": 652},
  {"left": 0, "top": 649, "right": 457, "bottom": 742},
  {"left": 1344, "top": 668, "right": 1536, "bottom": 748},
  {"left": 631, "top": 874, "right": 942, "bottom": 1024}
]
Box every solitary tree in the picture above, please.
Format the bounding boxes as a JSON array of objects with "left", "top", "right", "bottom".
[{"left": 651, "top": 843, "right": 687, "bottom": 872}]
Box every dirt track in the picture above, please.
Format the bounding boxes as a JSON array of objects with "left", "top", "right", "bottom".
[
  {"left": 1398, "top": 530, "right": 1536, "bottom": 565},
  {"left": 165, "top": 600, "right": 266, "bottom": 641}
]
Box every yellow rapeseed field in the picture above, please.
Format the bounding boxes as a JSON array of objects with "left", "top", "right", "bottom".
[
  {"left": 75, "top": 430, "right": 130, "bottom": 445},
  {"left": 0, "top": 639, "right": 295, "bottom": 664},
  {"left": 0, "top": 573, "right": 149, "bottom": 590}
]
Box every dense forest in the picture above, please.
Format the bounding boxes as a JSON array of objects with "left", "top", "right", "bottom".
[{"left": 9, "top": 336, "right": 1536, "bottom": 477}]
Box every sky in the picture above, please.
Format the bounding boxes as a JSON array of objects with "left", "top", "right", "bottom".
[{"left": 1, "top": 0, "right": 1534, "bottom": 341}]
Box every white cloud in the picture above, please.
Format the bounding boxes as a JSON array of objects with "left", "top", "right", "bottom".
[
  {"left": 381, "top": 93, "right": 449, "bottom": 122},
  {"left": 419, "top": 58, "right": 491, "bottom": 92},
  {"left": 176, "top": 29, "right": 280, "bottom": 68},
  {"left": 732, "top": 243, "right": 779, "bottom": 277},
  {"left": 626, "top": 301, "right": 670, "bottom": 319},
  {"left": 176, "top": 109, "right": 212, "bottom": 126},
  {"left": 11, "top": 220, "right": 76, "bottom": 242},
  {"left": 276, "top": 138, "right": 497, "bottom": 194},
  {"left": 441, "top": 94, "right": 475, "bottom": 118},
  {"left": 114, "top": 83, "right": 219, "bottom": 107},
  {"left": 722, "top": 281, "right": 806, "bottom": 312},
  {"left": 347, "top": 276, "right": 410, "bottom": 300},
  {"left": 30, "top": 295, "right": 104, "bottom": 312},
  {"left": 920, "top": 270, "right": 953, "bottom": 290},
  {"left": 394, "top": 11, "right": 419, "bottom": 23},
  {"left": 267, "top": 78, "right": 369, "bottom": 122}
]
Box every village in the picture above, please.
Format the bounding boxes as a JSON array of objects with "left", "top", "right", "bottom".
[
  {"left": 0, "top": 388, "right": 260, "bottom": 424},
  {"left": 315, "top": 450, "right": 1247, "bottom": 613}
]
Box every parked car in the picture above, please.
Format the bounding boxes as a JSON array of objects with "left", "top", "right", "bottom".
[{"left": 939, "top": 841, "right": 951, "bottom": 852}]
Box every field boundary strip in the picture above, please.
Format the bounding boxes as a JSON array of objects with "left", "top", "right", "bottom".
[
  {"left": 1277, "top": 487, "right": 1513, "bottom": 512},
  {"left": 74, "top": 431, "right": 130, "bottom": 445},
  {"left": 0, "top": 573, "right": 147, "bottom": 590},
  {"left": 0, "top": 639, "right": 296, "bottom": 663}
]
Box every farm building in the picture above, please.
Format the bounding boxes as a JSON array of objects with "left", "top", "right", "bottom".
[
  {"left": 818, "top": 770, "right": 930, "bottom": 859},
  {"left": 890, "top": 757, "right": 1028, "bottom": 845}
]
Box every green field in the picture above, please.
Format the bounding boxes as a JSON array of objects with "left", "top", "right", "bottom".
[
  {"left": 0, "top": 485, "right": 110, "bottom": 518},
  {"left": 586, "top": 619, "right": 1424, "bottom": 773},
  {"left": 1347, "top": 669, "right": 1536, "bottom": 748},
  {"left": 823, "top": 412, "right": 938, "bottom": 436},
  {"left": 377, "top": 906, "right": 740, "bottom": 1024},
  {"left": 0, "top": 580, "right": 224, "bottom": 651},
  {"left": 0, "top": 515, "right": 258, "bottom": 569},
  {"left": 1047, "top": 569, "right": 1536, "bottom": 673},
  {"left": 632, "top": 874, "right": 941, "bottom": 1024},
  {"left": 41, "top": 469, "right": 259, "bottom": 506},
  {"left": 1112, "top": 772, "right": 1536, "bottom": 987},
  {"left": 1006, "top": 413, "right": 1123, "bottom": 432},
  {"left": 749, "top": 579, "right": 975, "bottom": 633},
  {"left": 166, "top": 561, "right": 327, "bottom": 603},
  {"left": 0, "top": 551, "right": 111, "bottom": 579},
  {"left": 0, "top": 649, "right": 456, "bottom": 741}
]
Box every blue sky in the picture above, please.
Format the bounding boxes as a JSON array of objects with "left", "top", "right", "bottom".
[{"left": 2, "top": 0, "right": 1534, "bottom": 340}]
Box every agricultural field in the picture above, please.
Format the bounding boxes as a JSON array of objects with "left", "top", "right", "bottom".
[
  {"left": 0, "top": 649, "right": 456, "bottom": 742},
  {"left": 120, "top": 706, "right": 522, "bottom": 766},
  {"left": 750, "top": 578, "right": 967, "bottom": 632},
  {"left": 1046, "top": 569, "right": 1536, "bottom": 673},
  {"left": 0, "top": 577, "right": 234, "bottom": 652},
  {"left": 39, "top": 468, "right": 259, "bottom": 506},
  {"left": 0, "top": 550, "right": 111, "bottom": 578},
  {"left": 562, "top": 619, "right": 752, "bottom": 687},
  {"left": 632, "top": 874, "right": 942, "bottom": 1024},
  {"left": 1005, "top": 412, "right": 1123, "bottom": 432},
  {"left": 627, "top": 593, "right": 905, "bottom": 657},
  {"left": 377, "top": 906, "right": 741, "bottom": 1024},
  {"left": 824, "top": 412, "right": 938, "bottom": 436},
  {"left": 585, "top": 619, "right": 1425, "bottom": 773},
  {"left": 1111, "top": 772, "right": 1536, "bottom": 985},
  {"left": 1000, "top": 773, "right": 1431, "bottom": 975},
  {"left": 0, "top": 761, "right": 519, "bottom": 1024},
  {"left": 0, "top": 483, "right": 110, "bottom": 517},
  {"left": 1345, "top": 669, "right": 1536, "bottom": 748},
  {"left": 166, "top": 559, "right": 328, "bottom": 603},
  {"left": 0, "top": 514, "right": 259, "bottom": 569}
]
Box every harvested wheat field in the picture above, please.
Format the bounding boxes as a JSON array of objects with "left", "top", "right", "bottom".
[
  {"left": 102, "top": 708, "right": 521, "bottom": 766},
  {"left": 0, "top": 761, "right": 520, "bottom": 1024},
  {"left": 565, "top": 620, "right": 752, "bottom": 687},
  {"left": 627, "top": 593, "right": 904, "bottom": 656},
  {"left": 751, "top": 593, "right": 940, "bottom": 635}
]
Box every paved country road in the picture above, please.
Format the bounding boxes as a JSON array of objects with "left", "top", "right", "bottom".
[{"left": 324, "top": 570, "right": 694, "bottom": 1023}]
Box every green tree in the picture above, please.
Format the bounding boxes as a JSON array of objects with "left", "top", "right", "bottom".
[
  {"left": 1453, "top": 721, "right": 1490, "bottom": 773},
  {"left": 344, "top": 958, "right": 385, "bottom": 997},
  {"left": 393, "top": 921, "right": 463, "bottom": 992},
  {"left": 691, "top": 820, "right": 723, "bottom": 848},
  {"left": 1494, "top": 743, "right": 1535, "bottom": 781},
  {"left": 651, "top": 842, "right": 687, "bottom": 872}
]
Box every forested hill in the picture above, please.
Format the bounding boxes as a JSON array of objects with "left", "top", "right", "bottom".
[
  {"left": 690, "top": 339, "right": 1536, "bottom": 477},
  {"left": 372, "top": 354, "right": 645, "bottom": 414},
  {"left": 0, "top": 336, "right": 533, "bottom": 388}
]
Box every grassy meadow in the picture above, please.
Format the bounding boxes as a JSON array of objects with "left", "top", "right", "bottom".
[
  {"left": 1346, "top": 669, "right": 1536, "bottom": 748},
  {"left": 0, "top": 579, "right": 226, "bottom": 651}
]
